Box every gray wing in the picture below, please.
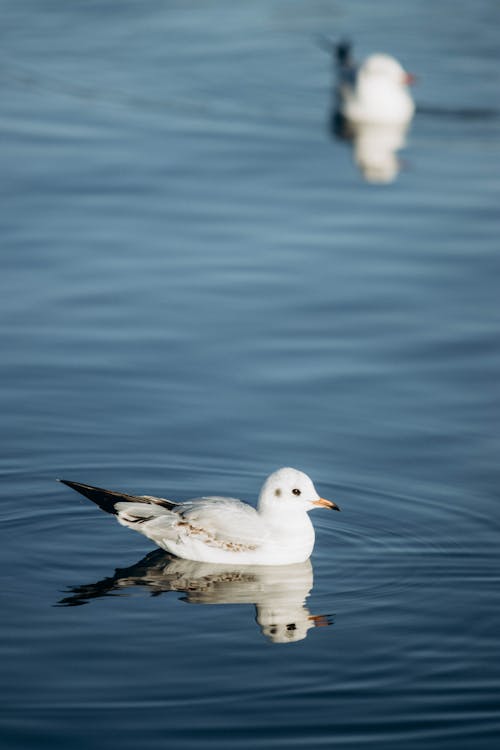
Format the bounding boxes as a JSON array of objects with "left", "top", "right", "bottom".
[
  {"left": 173, "top": 497, "right": 269, "bottom": 547},
  {"left": 59, "top": 480, "right": 268, "bottom": 551}
]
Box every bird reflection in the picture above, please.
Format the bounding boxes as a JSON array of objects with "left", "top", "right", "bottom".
[
  {"left": 332, "top": 112, "right": 410, "bottom": 184},
  {"left": 58, "top": 550, "right": 333, "bottom": 644}
]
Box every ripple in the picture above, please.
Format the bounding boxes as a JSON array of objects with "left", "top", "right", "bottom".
[{"left": 311, "top": 478, "right": 500, "bottom": 622}]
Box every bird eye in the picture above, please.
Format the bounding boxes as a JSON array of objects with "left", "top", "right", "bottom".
[{"left": 292, "top": 488, "right": 301, "bottom": 496}]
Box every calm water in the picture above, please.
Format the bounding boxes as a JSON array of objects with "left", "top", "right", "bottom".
[{"left": 1, "top": 1, "right": 500, "bottom": 748}]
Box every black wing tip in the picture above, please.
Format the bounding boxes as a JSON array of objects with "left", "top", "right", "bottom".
[
  {"left": 57, "top": 478, "right": 121, "bottom": 515},
  {"left": 57, "top": 478, "right": 100, "bottom": 494},
  {"left": 57, "top": 477, "right": 177, "bottom": 514},
  {"left": 336, "top": 39, "right": 352, "bottom": 65}
]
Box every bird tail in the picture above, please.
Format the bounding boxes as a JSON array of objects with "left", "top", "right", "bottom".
[{"left": 336, "top": 39, "right": 352, "bottom": 68}]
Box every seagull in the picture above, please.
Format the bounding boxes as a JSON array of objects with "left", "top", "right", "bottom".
[
  {"left": 335, "top": 41, "right": 415, "bottom": 125},
  {"left": 58, "top": 467, "right": 340, "bottom": 565}
]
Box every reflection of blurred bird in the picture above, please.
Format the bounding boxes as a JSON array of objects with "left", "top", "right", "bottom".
[
  {"left": 335, "top": 117, "right": 410, "bottom": 184},
  {"left": 58, "top": 468, "right": 340, "bottom": 565},
  {"left": 335, "top": 41, "right": 415, "bottom": 125},
  {"left": 58, "top": 550, "right": 334, "bottom": 644}
]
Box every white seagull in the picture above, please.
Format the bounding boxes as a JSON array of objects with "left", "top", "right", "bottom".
[
  {"left": 336, "top": 41, "right": 415, "bottom": 125},
  {"left": 58, "top": 467, "right": 340, "bottom": 565}
]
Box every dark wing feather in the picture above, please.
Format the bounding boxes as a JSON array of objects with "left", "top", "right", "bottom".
[{"left": 57, "top": 479, "right": 177, "bottom": 515}]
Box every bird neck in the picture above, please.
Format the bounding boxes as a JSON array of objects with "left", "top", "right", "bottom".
[{"left": 257, "top": 498, "right": 312, "bottom": 531}]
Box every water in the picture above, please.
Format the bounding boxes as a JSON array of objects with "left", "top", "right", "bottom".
[{"left": 1, "top": 1, "right": 499, "bottom": 748}]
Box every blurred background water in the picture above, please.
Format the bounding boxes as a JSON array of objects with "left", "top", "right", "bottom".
[{"left": 1, "top": 1, "right": 500, "bottom": 748}]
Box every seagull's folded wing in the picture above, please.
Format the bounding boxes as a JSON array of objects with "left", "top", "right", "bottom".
[{"left": 175, "top": 497, "right": 269, "bottom": 547}]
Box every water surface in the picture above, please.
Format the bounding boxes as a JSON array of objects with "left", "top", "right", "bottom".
[{"left": 1, "top": 1, "right": 499, "bottom": 748}]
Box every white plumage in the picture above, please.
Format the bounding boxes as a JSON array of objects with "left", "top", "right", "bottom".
[
  {"left": 338, "top": 49, "right": 415, "bottom": 125},
  {"left": 59, "top": 467, "right": 340, "bottom": 565}
]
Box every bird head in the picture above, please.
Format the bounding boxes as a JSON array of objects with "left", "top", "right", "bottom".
[{"left": 258, "top": 467, "right": 340, "bottom": 515}]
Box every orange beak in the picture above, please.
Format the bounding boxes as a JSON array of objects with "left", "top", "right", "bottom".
[
  {"left": 403, "top": 72, "right": 416, "bottom": 86},
  {"left": 312, "top": 497, "right": 341, "bottom": 511},
  {"left": 308, "top": 614, "right": 333, "bottom": 628}
]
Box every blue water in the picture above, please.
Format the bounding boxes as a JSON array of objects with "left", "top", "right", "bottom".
[{"left": 1, "top": 1, "right": 500, "bottom": 748}]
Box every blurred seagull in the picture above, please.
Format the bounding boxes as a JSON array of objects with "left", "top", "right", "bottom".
[
  {"left": 58, "top": 467, "right": 340, "bottom": 565},
  {"left": 335, "top": 40, "right": 415, "bottom": 124}
]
